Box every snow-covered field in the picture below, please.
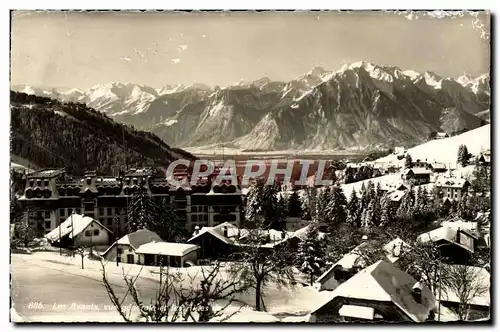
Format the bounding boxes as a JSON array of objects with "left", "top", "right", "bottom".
[
  {"left": 12, "top": 251, "right": 333, "bottom": 322},
  {"left": 377, "top": 124, "right": 490, "bottom": 169}
]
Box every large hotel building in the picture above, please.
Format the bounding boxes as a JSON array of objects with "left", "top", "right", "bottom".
[{"left": 18, "top": 167, "right": 243, "bottom": 237}]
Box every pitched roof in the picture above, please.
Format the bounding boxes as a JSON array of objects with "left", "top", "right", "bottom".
[
  {"left": 417, "top": 225, "right": 475, "bottom": 253},
  {"left": 102, "top": 229, "right": 163, "bottom": 256},
  {"left": 403, "top": 168, "right": 432, "bottom": 176},
  {"left": 135, "top": 241, "right": 199, "bottom": 257},
  {"left": 316, "top": 242, "right": 369, "bottom": 283},
  {"left": 312, "top": 260, "right": 436, "bottom": 322},
  {"left": 45, "top": 214, "right": 112, "bottom": 243},
  {"left": 435, "top": 177, "right": 470, "bottom": 188}
]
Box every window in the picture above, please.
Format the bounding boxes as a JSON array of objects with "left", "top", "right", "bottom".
[
  {"left": 93, "top": 229, "right": 99, "bottom": 236},
  {"left": 191, "top": 206, "right": 198, "bottom": 213},
  {"left": 107, "top": 218, "right": 113, "bottom": 226},
  {"left": 99, "top": 208, "right": 104, "bottom": 215},
  {"left": 59, "top": 209, "right": 65, "bottom": 217},
  {"left": 85, "top": 230, "right": 92, "bottom": 237},
  {"left": 118, "top": 248, "right": 123, "bottom": 254},
  {"left": 107, "top": 208, "right": 112, "bottom": 216},
  {"left": 76, "top": 208, "right": 81, "bottom": 214},
  {"left": 203, "top": 214, "right": 208, "bottom": 222},
  {"left": 204, "top": 206, "right": 208, "bottom": 212},
  {"left": 44, "top": 211, "right": 50, "bottom": 219},
  {"left": 115, "top": 208, "right": 120, "bottom": 215},
  {"left": 29, "top": 180, "right": 34, "bottom": 187},
  {"left": 43, "top": 179, "right": 49, "bottom": 186},
  {"left": 44, "top": 220, "right": 51, "bottom": 229},
  {"left": 36, "top": 179, "right": 41, "bottom": 186},
  {"left": 192, "top": 215, "right": 198, "bottom": 222}
]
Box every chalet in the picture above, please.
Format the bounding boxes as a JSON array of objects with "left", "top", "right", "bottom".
[
  {"left": 427, "top": 162, "right": 447, "bottom": 173},
  {"left": 412, "top": 159, "right": 429, "bottom": 169},
  {"left": 187, "top": 222, "right": 243, "bottom": 260},
  {"left": 135, "top": 241, "right": 199, "bottom": 267},
  {"left": 45, "top": 214, "right": 113, "bottom": 248},
  {"left": 417, "top": 223, "right": 479, "bottom": 264},
  {"left": 401, "top": 168, "right": 432, "bottom": 185},
  {"left": 386, "top": 190, "right": 406, "bottom": 208},
  {"left": 435, "top": 177, "right": 470, "bottom": 201},
  {"left": 438, "top": 264, "right": 490, "bottom": 320},
  {"left": 285, "top": 217, "right": 311, "bottom": 232},
  {"left": 316, "top": 237, "right": 411, "bottom": 291},
  {"left": 433, "top": 132, "right": 449, "bottom": 140},
  {"left": 316, "top": 241, "right": 370, "bottom": 291},
  {"left": 101, "top": 229, "right": 163, "bottom": 264},
  {"left": 311, "top": 260, "right": 436, "bottom": 322},
  {"left": 477, "top": 153, "right": 491, "bottom": 166}
]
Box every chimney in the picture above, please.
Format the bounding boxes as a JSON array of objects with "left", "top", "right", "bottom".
[
  {"left": 223, "top": 226, "right": 228, "bottom": 238},
  {"left": 281, "top": 230, "right": 286, "bottom": 239},
  {"left": 412, "top": 282, "right": 423, "bottom": 304},
  {"left": 456, "top": 227, "right": 461, "bottom": 244},
  {"left": 361, "top": 235, "right": 368, "bottom": 242},
  {"left": 192, "top": 225, "right": 200, "bottom": 237}
]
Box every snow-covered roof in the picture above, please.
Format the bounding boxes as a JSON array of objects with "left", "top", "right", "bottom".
[
  {"left": 338, "top": 304, "right": 375, "bottom": 320},
  {"left": 312, "top": 260, "right": 436, "bottom": 322},
  {"left": 417, "top": 225, "right": 475, "bottom": 253},
  {"left": 435, "top": 177, "right": 469, "bottom": 188},
  {"left": 441, "top": 220, "right": 479, "bottom": 238},
  {"left": 387, "top": 189, "right": 406, "bottom": 202},
  {"left": 135, "top": 241, "right": 199, "bottom": 257},
  {"left": 403, "top": 168, "right": 432, "bottom": 176},
  {"left": 439, "top": 264, "right": 490, "bottom": 307},
  {"left": 102, "top": 229, "right": 163, "bottom": 256},
  {"left": 45, "top": 214, "right": 111, "bottom": 243},
  {"left": 316, "top": 242, "right": 369, "bottom": 284},
  {"left": 383, "top": 238, "right": 411, "bottom": 263},
  {"left": 291, "top": 224, "right": 326, "bottom": 242}
]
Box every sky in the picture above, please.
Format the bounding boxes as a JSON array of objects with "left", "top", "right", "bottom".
[{"left": 10, "top": 10, "right": 490, "bottom": 90}]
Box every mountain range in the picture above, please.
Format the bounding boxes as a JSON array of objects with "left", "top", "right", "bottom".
[{"left": 12, "top": 62, "right": 490, "bottom": 151}]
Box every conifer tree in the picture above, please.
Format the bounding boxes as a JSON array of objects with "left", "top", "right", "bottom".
[
  {"left": 296, "top": 224, "right": 325, "bottom": 284},
  {"left": 346, "top": 189, "right": 361, "bottom": 227},
  {"left": 396, "top": 189, "right": 415, "bottom": 223},
  {"left": 457, "top": 144, "right": 470, "bottom": 168},
  {"left": 361, "top": 198, "right": 376, "bottom": 229},
  {"left": 262, "top": 185, "right": 280, "bottom": 229},
  {"left": 404, "top": 154, "right": 413, "bottom": 169},
  {"left": 324, "top": 186, "right": 347, "bottom": 231},
  {"left": 287, "top": 190, "right": 303, "bottom": 218},
  {"left": 315, "top": 187, "right": 330, "bottom": 224},
  {"left": 245, "top": 180, "right": 264, "bottom": 226},
  {"left": 154, "top": 197, "right": 186, "bottom": 242},
  {"left": 127, "top": 187, "right": 156, "bottom": 233},
  {"left": 379, "top": 194, "right": 392, "bottom": 226}
]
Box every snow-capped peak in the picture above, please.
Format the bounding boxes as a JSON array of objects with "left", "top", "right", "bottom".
[
  {"left": 307, "top": 66, "right": 327, "bottom": 77},
  {"left": 403, "top": 70, "right": 421, "bottom": 81},
  {"left": 423, "top": 71, "right": 443, "bottom": 90}
]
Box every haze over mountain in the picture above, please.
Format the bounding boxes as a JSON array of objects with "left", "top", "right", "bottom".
[{"left": 12, "top": 62, "right": 490, "bottom": 152}]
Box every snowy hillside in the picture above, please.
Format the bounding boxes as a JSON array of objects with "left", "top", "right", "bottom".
[{"left": 376, "top": 124, "right": 490, "bottom": 169}]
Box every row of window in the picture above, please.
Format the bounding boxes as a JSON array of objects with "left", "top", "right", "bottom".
[
  {"left": 191, "top": 214, "right": 209, "bottom": 222},
  {"left": 28, "top": 179, "right": 49, "bottom": 187},
  {"left": 191, "top": 205, "right": 209, "bottom": 213},
  {"left": 84, "top": 229, "right": 100, "bottom": 237}
]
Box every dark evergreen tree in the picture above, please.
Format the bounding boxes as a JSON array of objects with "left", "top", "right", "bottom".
[
  {"left": 396, "top": 189, "right": 415, "bottom": 223},
  {"left": 457, "top": 144, "right": 470, "bottom": 167},
  {"left": 127, "top": 187, "right": 156, "bottom": 233},
  {"left": 315, "top": 187, "right": 330, "bottom": 224},
  {"left": 287, "top": 190, "right": 303, "bottom": 218},
  {"left": 296, "top": 224, "right": 325, "bottom": 284},
  {"left": 324, "top": 186, "right": 347, "bottom": 231},
  {"left": 244, "top": 180, "right": 264, "bottom": 227},
  {"left": 471, "top": 164, "right": 490, "bottom": 195},
  {"left": 276, "top": 194, "right": 288, "bottom": 230},
  {"left": 346, "top": 189, "right": 361, "bottom": 227},
  {"left": 379, "top": 194, "right": 392, "bottom": 226},
  {"left": 404, "top": 154, "right": 413, "bottom": 169},
  {"left": 154, "top": 197, "right": 186, "bottom": 242},
  {"left": 262, "top": 185, "right": 280, "bottom": 229}
]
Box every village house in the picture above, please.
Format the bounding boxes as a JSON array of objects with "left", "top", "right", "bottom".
[
  {"left": 45, "top": 214, "right": 113, "bottom": 248},
  {"left": 427, "top": 162, "right": 448, "bottom": 173},
  {"left": 434, "top": 177, "right": 470, "bottom": 201},
  {"left": 433, "top": 132, "right": 449, "bottom": 140},
  {"left": 401, "top": 168, "right": 432, "bottom": 185},
  {"left": 438, "top": 264, "right": 490, "bottom": 320},
  {"left": 311, "top": 260, "right": 436, "bottom": 322},
  {"left": 101, "top": 229, "right": 163, "bottom": 264},
  {"left": 393, "top": 147, "right": 406, "bottom": 156},
  {"left": 412, "top": 159, "right": 429, "bottom": 169},
  {"left": 187, "top": 222, "right": 244, "bottom": 261},
  {"left": 316, "top": 237, "right": 411, "bottom": 292},
  {"left": 477, "top": 152, "right": 491, "bottom": 166},
  {"left": 417, "top": 222, "right": 479, "bottom": 264},
  {"left": 135, "top": 241, "right": 199, "bottom": 267}
]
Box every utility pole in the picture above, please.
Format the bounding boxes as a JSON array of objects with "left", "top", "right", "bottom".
[
  {"left": 59, "top": 217, "right": 62, "bottom": 256},
  {"left": 116, "top": 237, "right": 119, "bottom": 267},
  {"left": 71, "top": 209, "right": 75, "bottom": 257},
  {"left": 438, "top": 261, "right": 442, "bottom": 321}
]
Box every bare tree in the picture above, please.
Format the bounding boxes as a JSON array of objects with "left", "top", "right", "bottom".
[
  {"left": 231, "top": 224, "right": 296, "bottom": 312},
  {"left": 75, "top": 245, "right": 88, "bottom": 269},
  {"left": 101, "top": 260, "right": 247, "bottom": 322},
  {"left": 441, "top": 264, "right": 489, "bottom": 321}
]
